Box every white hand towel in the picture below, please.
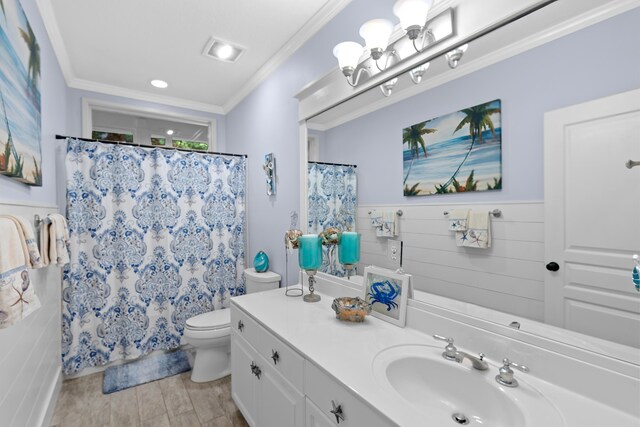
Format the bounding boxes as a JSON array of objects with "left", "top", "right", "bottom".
[
  {"left": 378, "top": 211, "right": 397, "bottom": 237},
  {"left": 39, "top": 220, "right": 51, "bottom": 266},
  {"left": 456, "top": 211, "right": 491, "bottom": 248},
  {"left": 369, "top": 210, "right": 383, "bottom": 228},
  {"left": 48, "top": 214, "right": 70, "bottom": 266},
  {"left": 0, "top": 215, "right": 43, "bottom": 268},
  {"left": 448, "top": 208, "right": 470, "bottom": 231},
  {"left": 0, "top": 218, "right": 41, "bottom": 329}
]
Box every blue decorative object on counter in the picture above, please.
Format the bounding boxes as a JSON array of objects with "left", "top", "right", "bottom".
[
  {"left": 633, "top": 255, "right": 640, "bottom": 292},
  {"left": 254, "top": 251, "right": 269, "bottom": 272}
]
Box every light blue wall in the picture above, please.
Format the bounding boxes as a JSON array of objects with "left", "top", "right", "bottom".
[
  {"left": 320, "top": 9, "right": 640, "bottom": 204},
  {"left": 227, "top": 3, "right": 639, "bottom": 282},
  {"left": 225, "top": 0, "right": 395, "bottom": 283},
  {"left": 0, "top": 0, "right": 69, "bottom": 206}
]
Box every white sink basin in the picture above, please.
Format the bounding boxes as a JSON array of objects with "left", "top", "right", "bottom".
[{"left": 372, "top": 345, "right": 564, "bottom": 427}]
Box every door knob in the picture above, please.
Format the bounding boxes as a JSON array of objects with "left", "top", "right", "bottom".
[{"left": 546, "top": 262, "right": 559, "bottom": 272}]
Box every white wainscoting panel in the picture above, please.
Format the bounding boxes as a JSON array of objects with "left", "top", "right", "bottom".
[
  {"left": 0, "top": 201, "right": 62, "bottom": 427},
  {"left": 357, "top": 202, "right": 545, "bottom": 321}
]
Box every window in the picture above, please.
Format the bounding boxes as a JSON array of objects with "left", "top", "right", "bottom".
[
  {"left": 84, "top": 98, "right": 216, "bottom": 152},
  {"left": 150, "top": 137, "right": 166, "bottom": 146},
  {"left": 173, "top": 139, "right": 208, "bottom": 151},
  {"left": 92, "top": 131, "right": 133, "bottom": 142}
]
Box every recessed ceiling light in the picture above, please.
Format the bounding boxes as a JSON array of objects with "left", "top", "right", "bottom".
[
  {"left": 217, "top": 44, "right": 234, "bottom": 60},
  {"left": 150, "top": 79, "right": 168, "bottom": 88},
  {"left": 202, "top": 37, "right": 245, "bottom": 63},
  {"left": 166, "top": 129, "right": 174, "bottom": 135}
]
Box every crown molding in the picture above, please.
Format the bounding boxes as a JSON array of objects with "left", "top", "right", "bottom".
[
  {"left": 222, "top": 0, "right": 353, "bottom": 113},
  {"left": 36, "top": 0, "right": 75, "bottom": 85},
  {"left": 304, "top": 0, "right": 640, "bottom": 130},
  {"left": 68, "top": 77, "right": 225, "bottom": 114}
]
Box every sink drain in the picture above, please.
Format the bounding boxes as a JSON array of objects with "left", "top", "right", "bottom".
[{"left": 451, "top": 413, "right": 470, "bottom": 425}]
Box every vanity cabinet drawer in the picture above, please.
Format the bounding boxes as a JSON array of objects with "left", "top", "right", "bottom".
[
  {"left": 305, "top": 362, "right": 394, "bottom": 427},
  {"left": 255, "top": 322, "right": 304, "bottom": 391},
  {"left": 231, "top": 304, "right": 260, "bottom": 348}
]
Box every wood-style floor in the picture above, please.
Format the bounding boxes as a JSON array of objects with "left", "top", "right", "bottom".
[{"left": 50, "top": 371, "right": 248, "bottom": 427}]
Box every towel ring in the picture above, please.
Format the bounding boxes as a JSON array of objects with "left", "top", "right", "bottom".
[{"left": 443, "top": 209, "right": 501, "bottom": 218}]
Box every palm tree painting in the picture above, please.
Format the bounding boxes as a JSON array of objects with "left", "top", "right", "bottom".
[
  {"left": 402, "top": 100, "right": 501, "bottom": 196},
  {"left": 0, "top": 0, "right": 42, "bottom": 186}
]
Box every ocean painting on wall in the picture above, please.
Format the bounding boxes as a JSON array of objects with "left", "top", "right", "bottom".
[
  {"left": 0, "top": 0, "right": 42, "bottom": 186},
  {"left": 403, "top": 100, "right": 501, "bottom": 196}
]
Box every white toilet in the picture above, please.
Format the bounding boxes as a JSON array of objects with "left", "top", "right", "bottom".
[{"left": 184, "top": 268, "right": 281, "bottom": 382}]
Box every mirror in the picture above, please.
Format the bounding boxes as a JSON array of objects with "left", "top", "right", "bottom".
[{"left": 300, "top": 3, "right": 639, "bottom": 359}]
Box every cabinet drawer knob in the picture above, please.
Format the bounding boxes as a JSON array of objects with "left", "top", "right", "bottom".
[
  {"left": 249, "top": 361, "right": 261, "bottom": 379},
  {"left": 237, "top": 320, "right": 244, "bottom": 331},
  {"left": 271, "top": 350, "right": 280, "bottom": 365},
  {"left": 330, "top": 400, "right": 344, "bottom": 424}
]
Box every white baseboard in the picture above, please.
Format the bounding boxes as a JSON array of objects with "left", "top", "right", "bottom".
[{"left": 39, "top": 367, "right": 62, "bottom": 427}]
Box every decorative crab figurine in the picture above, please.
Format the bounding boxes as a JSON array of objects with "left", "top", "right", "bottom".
[{"left": 368, "top": 279, "right": 400, "bottom": 311}]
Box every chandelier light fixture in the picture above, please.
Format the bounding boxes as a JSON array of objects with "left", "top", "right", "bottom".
[{"left": 332, "top": 0, "right": 466, "bottom": 97}]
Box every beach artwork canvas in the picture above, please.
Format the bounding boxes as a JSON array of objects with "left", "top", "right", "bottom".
[
  {"left": 0, "top": 0, "right": 42, "bottom": 186},
  {"left": 403, "top": 99, "right": 501, "bottom": 196}
]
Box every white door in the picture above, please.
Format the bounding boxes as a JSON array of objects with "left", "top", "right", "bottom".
[{"left": 544, "top": 88, "right": 640, "bottom": 347}]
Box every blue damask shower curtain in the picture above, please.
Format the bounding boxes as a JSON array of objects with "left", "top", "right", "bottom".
[
  {"left": 61, "top": 138, "right": 246, "bottom": 375},
  {"left": 307, "top": 162, "right": 357, "bottom": 276}
]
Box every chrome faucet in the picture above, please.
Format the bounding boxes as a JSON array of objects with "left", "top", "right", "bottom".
[
  {"left": 432, "top": 335, "right": 489, "bottom": 371},
  {"left": 454, "top": 351, "right": 489, "bottom": 371},
  {"left": 495, "top": 358, "right": 529, "bottom": 387}
]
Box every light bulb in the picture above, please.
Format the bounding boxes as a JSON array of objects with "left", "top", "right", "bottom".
[
  {"left": 150, "top": 79, "right": 168, "bottom": 89},
  {"left": 216, "top": 44, "right": 234, "bottom": 60},
  {"left": 359, "top": 19, "right": 393, "bottom": 60}
]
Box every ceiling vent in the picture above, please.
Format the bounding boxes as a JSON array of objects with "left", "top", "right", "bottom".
[{"left": 202, "top": 37, "right": 245, "bottom": 63}]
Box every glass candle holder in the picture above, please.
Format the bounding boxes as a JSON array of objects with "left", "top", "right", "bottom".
[
  {"left": 298, "top": 234, "right": 322, "bottom": 302},
  {"left": 338, "top": 231, "right": 361, "bottom": 279}
]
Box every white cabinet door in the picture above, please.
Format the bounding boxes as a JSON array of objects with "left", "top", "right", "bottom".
[
  {"left": 231, "top": 334, "right": 258, "bottom": 426},
  {"left": 544, "top": 88, "right": 640, "bottom": 347},
  {"left": 258, "top": 361, "right": 305, "bottom": 427},
  {"left": 306, "top": 398, "right": 337, "bottom": 427}
]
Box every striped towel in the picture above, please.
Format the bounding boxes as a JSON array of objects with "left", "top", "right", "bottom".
[{"left": 0, "top": 217, "right": 41, "bottom": 328}]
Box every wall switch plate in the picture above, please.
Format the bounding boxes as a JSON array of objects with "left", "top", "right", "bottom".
[{"left": 387, "top": 239, "right": 402, "bottom": 268}]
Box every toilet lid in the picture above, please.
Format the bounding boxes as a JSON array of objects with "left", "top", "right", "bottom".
[{"left": 186, "top": 308, "right": 231, "bottom": 330}]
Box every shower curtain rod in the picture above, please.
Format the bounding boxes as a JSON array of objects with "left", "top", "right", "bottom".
[
  {"left": 55, "top": 134, "right": 248, "bottom": 158},
  {"left": 309, "top": 160, "right": 357, "bottom": 168}
]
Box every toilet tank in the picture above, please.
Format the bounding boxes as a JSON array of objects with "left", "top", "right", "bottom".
[{"left": 244, "top": 268, "right": 281, "bottom": 294}]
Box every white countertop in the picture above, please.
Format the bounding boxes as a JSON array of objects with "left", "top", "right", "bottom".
[{"left": 231, "top": 288, "right": 638, "bottom": 427}]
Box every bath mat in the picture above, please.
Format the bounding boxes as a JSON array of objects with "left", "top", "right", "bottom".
[{"left": 102, "top": 350, "right": 191, "bottom": 394}]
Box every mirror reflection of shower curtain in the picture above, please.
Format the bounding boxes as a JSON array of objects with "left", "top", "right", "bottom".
[
  {"left": 307, "top": 162, "right": 357, "bottom": 276},
  {"left": 61, "top": 138, "right": 246, "bottom": 375}
]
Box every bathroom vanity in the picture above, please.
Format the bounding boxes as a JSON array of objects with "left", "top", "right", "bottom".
[{"left": 230, "top": 275, "right": 639, "bottom": 427}]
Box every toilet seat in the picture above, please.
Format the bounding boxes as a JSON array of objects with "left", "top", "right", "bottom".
[{"left": 186, "top": 308, "right": 230, "bottom": 331}]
